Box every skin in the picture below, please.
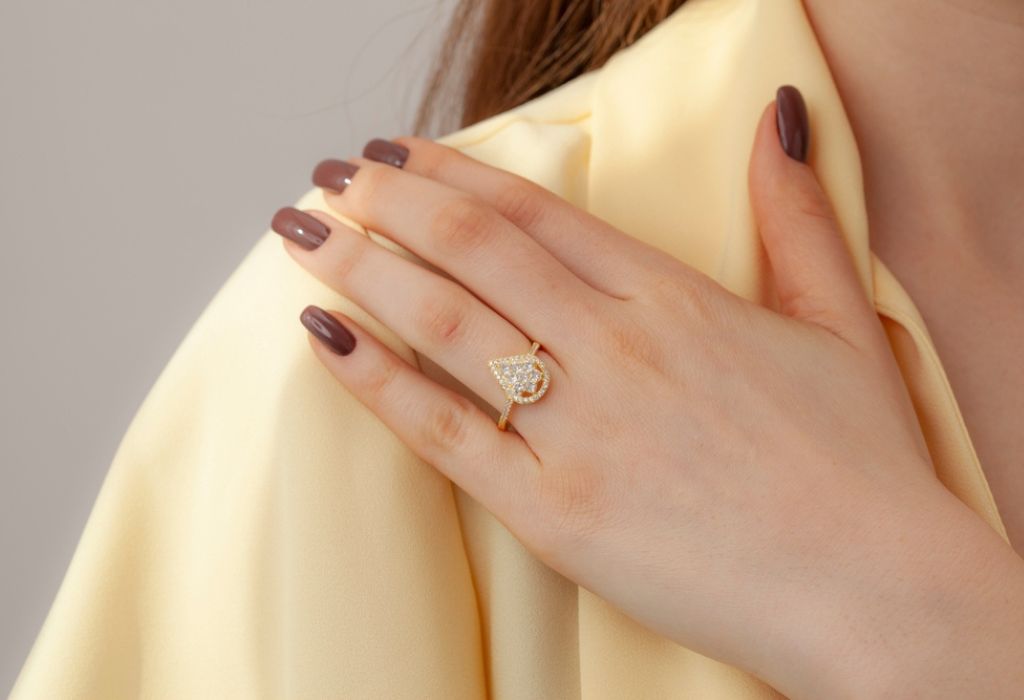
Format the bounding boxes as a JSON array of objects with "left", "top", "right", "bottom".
[
  {"left": 276, "top": 97, "right": 1024, "bottom": 699},
  {"left": 269, "top": 1, "right": 1024, "bottom": 694},
  {"left": 801, "top": 0, "right": 1024, "bottom": 549}
]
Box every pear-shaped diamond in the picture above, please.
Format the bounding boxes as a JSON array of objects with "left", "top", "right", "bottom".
[{"left": 488, "top": 353, "right": 550, "bottom": 404}]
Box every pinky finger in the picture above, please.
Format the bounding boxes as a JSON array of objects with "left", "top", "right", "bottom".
[{"left": 299, "top": 305, "right": 540, "bottom": 518}]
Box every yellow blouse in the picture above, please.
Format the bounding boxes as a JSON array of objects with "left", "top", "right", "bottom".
[{"left": 10, "top": 0, "right": 1008, "bottom": 697}]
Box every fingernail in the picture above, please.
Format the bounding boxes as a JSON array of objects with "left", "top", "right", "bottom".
[
  {"left": 312, "top": 159, "right": 359, "bottom": 193},
  {"left": 271, "top": 207, "right": 330, "bottom": 250},
  {"left": 300, "top": 305, "right": 356, "bottom": 356},
  {"left": 776, "top": 85, "right": 809, "bottom": 162},
  {"left": 362, "top": 138, "right": 409, "bottom": 168}
]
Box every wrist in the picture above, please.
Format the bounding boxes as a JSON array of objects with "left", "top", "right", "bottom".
[{"left": 786, "top": 483, "right": 1024, "bottom": 699}]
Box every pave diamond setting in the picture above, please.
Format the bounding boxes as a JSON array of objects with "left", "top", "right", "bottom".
[{"left": 488, "top": 352, "right": 550, "bottom": 405}]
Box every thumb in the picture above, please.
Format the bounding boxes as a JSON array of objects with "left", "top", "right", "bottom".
[{"left": 748, "top": 84, "right": 875, "bottom": 344}]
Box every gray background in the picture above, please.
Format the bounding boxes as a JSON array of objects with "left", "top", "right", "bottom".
[{"left": 0, "top": 0, "right": 455, "bottom": 691}]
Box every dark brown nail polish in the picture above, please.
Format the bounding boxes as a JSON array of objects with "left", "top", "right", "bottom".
[
  {"left": 776, "top": 85, "right": 809, "bottom": 162},
  {"left": 312, "top": 159, "right": 359, "bottom": 193},
  {"left": 271, "top": 207, "right": 330, "bottom": 250},
  {"left": 362, "top": 138, "right": 409, "bottom": 168},
  {"left": 300, "top": 305, "right": 356, "bottom": 356}
]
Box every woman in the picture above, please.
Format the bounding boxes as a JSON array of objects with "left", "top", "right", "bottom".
[{"left": 11, "top": 0, "right": 1023, "bottom": 697}]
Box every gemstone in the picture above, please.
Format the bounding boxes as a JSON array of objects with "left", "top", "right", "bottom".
[{"left": 488, "top": 352, "right": 550, "bottom": 404}]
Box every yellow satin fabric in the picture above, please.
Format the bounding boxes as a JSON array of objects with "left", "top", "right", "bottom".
[{"left": 11, "top": 0, "right": 1008, "bottom": 697}]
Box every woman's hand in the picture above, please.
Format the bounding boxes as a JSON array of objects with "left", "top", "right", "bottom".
[{"left": 271, "top": 86, "right": 1024, "bottom": 699}]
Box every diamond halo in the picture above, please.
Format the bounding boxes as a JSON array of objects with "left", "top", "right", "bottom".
[
  {"left": 488, "top": 352, "right": 550, "bottom": 405},
  {"left": 487, "top": 341, "right": 550, "bottom": 430}
]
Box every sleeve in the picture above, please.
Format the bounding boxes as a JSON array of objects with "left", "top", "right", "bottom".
[
  {"left": 8, "top": 184, "right": 488, "bottom": 699},
  {"left": 6, "top": 67, "right": 607, "bottom": 693},
  {"left": 11, "top": 19, "right": 835, "bottom": 693}
]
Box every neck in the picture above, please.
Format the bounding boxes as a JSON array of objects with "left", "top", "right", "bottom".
[{"left": 800, "top": 0, "right": 1024, "bottom": 272}]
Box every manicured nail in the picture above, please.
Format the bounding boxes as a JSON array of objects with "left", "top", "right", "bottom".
[
  {"left": 312, "top": 159, "right": 359, "bottom": 193},
  {"left": 271, "top": 207, "right": 329, "bottom": 250},
  {"left": 300, "top": 305, "right": 356, "bottom": 356},
  {"left": 776, "top": 85, "right": 809, "bottom": 162},
  {"left": 362, "top": 138, "right": 409, "bottom": 168}
]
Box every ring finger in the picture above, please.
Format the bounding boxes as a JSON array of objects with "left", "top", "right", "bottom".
[{"left": 270, "top": 206, "right": 565, "bottom": 435}]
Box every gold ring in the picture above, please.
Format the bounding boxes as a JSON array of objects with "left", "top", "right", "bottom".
[{"left": 488, "top": 341, "right": 550, "bottom": 430}]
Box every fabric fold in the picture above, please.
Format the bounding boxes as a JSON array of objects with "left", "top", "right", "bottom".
[{"left": 10, "top": 0, "right": 1006, "bottom": 697}]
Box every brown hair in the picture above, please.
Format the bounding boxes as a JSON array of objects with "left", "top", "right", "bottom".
[{"left": 414, "top": 0, "right": 689, "bottom": 136}]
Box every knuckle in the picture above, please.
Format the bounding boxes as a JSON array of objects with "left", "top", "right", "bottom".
[
  {"left": 645, "top": 269, "right": 690, "bottom": 304},
  {"left": 680, "top": 276, "right": 722, "bottom": 323},
  {"left": 403, "top": 137, "right": 447, "bottom": 179},
  {"left": 429, "top": 196, "right": 496, "bottom": 256},
  {"left": 420, "top": 393, "right": 475, "bottom": 454},
  {"left": 533, "top": 466, "right": 612, "bottom": 554},
  {"left": 350, "top": 162, "right": 393, "bottom": 214},
  {"left": 650, "top": 267, "right": 722, "bottom": 324},
  {"left": 332, "top": 235, "right": 369, "bottom": 287},
  {"left": 492, "top": 178, "right": 547, "bottom": 232},
  {"left": 416, "top": 290, "right": 472, "bottom": 348},
  {"left": 790, "top": 179, "right": 837, "bottom": 226},
  {"left": 791, "top": 300, "right": 855, "bottom": 344},
  {"left": 360, "top": 353, "right": 403, "bottom": 397},
  {"left": 602, "top": 316, "right": 667, "bottom": 373}
]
